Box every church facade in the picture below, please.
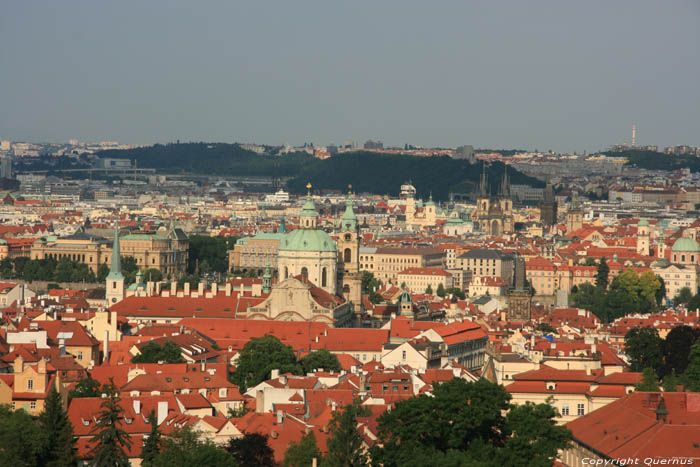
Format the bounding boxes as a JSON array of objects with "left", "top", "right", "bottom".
[{"left": 472, "top": 165, "right": 515, "bottom": 236}]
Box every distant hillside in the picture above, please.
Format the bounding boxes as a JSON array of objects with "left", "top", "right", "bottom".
[
  {"left": 605, "top": 149, "right": 700, "bottom": 172},
  {"left": 286, "top": 152, "right": 542, "bottom": 201},
  {"left": 97, "top": 143, "right": 543, "bottom": 200}
]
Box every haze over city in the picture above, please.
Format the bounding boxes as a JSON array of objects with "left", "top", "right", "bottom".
[{"left": 2, "top": 0, "right": 699, "bottom": 152}]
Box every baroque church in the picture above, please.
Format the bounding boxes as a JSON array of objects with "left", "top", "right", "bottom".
[
  {"left": 471, "top": 164, "right": 514, "bottom": 236},
  {"left": 248, "top": 184, "right": 364, "bottom": 326}
]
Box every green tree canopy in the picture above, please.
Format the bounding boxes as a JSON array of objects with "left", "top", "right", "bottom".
[
  {"left": 69, "top": 377, "right": 105, "bottom": 399},
  {"left": 39, "top": 384, "right": 77, "bottom": 467},
  {"left": 595, "top": 257, "right": 609, "bottom": 289},
  {"left": 361, "top": 271, "right": 383, "bottom": 304},
  {"left": 662, "top": 325, "right": 700, "bottom": 377},
  {"left": 141, "top": 410, "right": 162, "bottom": 467},
  {"left": 88, "top": 379, "right": 132, "bottom": 467},
  {"left": 662, "top": 370, "right": 681, "bottom": 392},
  {"left": 425, "top": 284, "right": 433, "bottom": 295},
  {"left": 283, "top": 432, "right": 321, "bottom": 467},
  {"left": 153, "top": 426, "right": 237, "bottom": 467},
  {"left": 0, "top": 404, "right": 45, "bottom": 467},
  {"left": 675, "top": 287, "right": 694, "bottom": 305},
  {"left": 624, "top": 326, "right": 664, "bottom": 373},
  {"left": 225, "top": 433, "right": 275, "bottom": 467},
  {"left": 300, "top": 349, "right": 342, "bottom": 374},
  {"left": 635, "top": 368, "right": 660, "bottom": 391},
  {"left": 325, "top": 399, "right": 371, "bottom": 467},
  {"left": 230, "top": 336, "right": 301, "bottom": 392},
  {"left": 684, "top": 339, "right": 700, "bottom": 392},
  {"left": 131, "top": 341, "right": 184, "bottom": 364},
  {"left": 371, "top": 378, "right": 570, "bottom": 467},
  {"left": 436, "top": 283, "right": 446, "bottom": 298},
  {"left": 143, "top": 268, "right": 163, "bottom": 282}
]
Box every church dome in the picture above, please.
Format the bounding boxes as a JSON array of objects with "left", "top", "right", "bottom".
[
  {"left": 672, "top": 237, "right": 700, "bottom": 253},
  {"left": 279, "top": 229, "right": 336, "bottom": 252}
]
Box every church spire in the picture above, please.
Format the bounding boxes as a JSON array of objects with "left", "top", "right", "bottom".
[
  {"left": 340, "top": 184, "right": 358, "bottom": 231},
  {"left": 479, "top": 162, "right": 488, "bottom": 197},
  {"left": 107, "top": 223, "right": 123, "bottom": 280},
  {"left": 500, "top": 165, "right": 511, "bottom": 197}
]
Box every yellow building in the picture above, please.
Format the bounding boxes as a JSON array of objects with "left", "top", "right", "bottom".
[
  {"left": 397, "top": 267, "right": 453, "bottom": 292},
  {"left": 373, "top": 247, "right": 444, "bottom": 285},
  {"left": 30, "top": 226, "right": 188, "bottom": 279}
]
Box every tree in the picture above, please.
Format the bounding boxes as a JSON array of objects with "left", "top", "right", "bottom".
[
  {"left": 121, "top": 256, "right": 139, "bottom": 285},
  {"left": 362, "top": 271, "right": 383, "bottom": 304},
  {"left": 635, "top": 368, "right": 660, "bottom": 391},
  {"left": 638, "top": 271, "right": 661, "bottom": 309},
  {"left": 425, "top": 284, "right": 433, "bottom": 295},
  {"left": 231, "top": 336, "right": 301, "bottom": 392},
  {"left": 495, "top": 402, "right": 572, "bottom": 467},
  {"left": 436, "top": 283, "right": 446, "bottom": 298},
  {"left": 674, "top": 287, "right": 693, "bottom": 305},
  {"left": 446, "top": 287, "right": 466, "bottom": 300},
  {"left": 143, "top": 268, "right": 163, "bottom": 282},
  {"left": 624, "top": 327, "right": 663, "bottom": 373},
  {"left": 97, "top": 263, "right": 110, "bottom": 282},
  {"left": 684, "top": 339, "right": 700, "bottom": 392},
  {"left": 226, "top": 433, "right": 275, "bottom": 467},
  {"left": 132, "top": 341, "right": 184, "bottom": 364},
  {"left": 536, "top": 323, "right": 556, "bottom": 334},
  {"left": 662, "top": 325, "right": 700, "bottom": 377},
  {"left": 300, "top": 349, "right": 341, "bottom": 374},
  {"left": 88, "top": 379, "right": 132, "bottom": 467},
  {"left": 370, "top": 378, "right": 570, "bottom": 467},
  {"left": 662, "top": 370, "right": 681, "bottom": 392},
  {"left": 656, "top": 276, "right": 667, "bottom": 306},
  {"left": 141, "top": 410, "right": 162, "bottom": 467},
  {"left": 283, "top": 432, "right": 321, "bottom": 467},
  {"left": 325, "top": 399, "right": 370, "bottom": 467},
  {"left": 69, "top": 377, "right": 104, "bottom": 399},
  {"left": 154, "top": 426, "right": 236, "bottom": 467},
  {"left": 54, "top": 258, "right": 74, "bottom": 282},
  {"left": 0, "top": 404, "right": 45, "bottom": 467},
  {"left": 39, "top": 384, "right": 77, "bottom": 467},
  {"left": 595, "top": 257, "right": 609, "bottom": 289}
]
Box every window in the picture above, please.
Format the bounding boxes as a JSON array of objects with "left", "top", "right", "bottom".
[
  {"left": 27, "top": 379, "right": 34, "bottom": 390},
  {"left": 561, "top": 404, "right": 569, "bottom": 416},
  {"left": 402, "top": 350, "right": 406, "bottom": 360},
  {"left": 392, "top": 385, "right": 398, "bottom": 391},
  {"left": 78, "top": 352, "right": 83, "bottom": 360},
  {"left": 577, "top": 403, "right": 585, "bottom": 416},
  {"left": 382, "top": 384, "right": 388, "bottom": 391}
]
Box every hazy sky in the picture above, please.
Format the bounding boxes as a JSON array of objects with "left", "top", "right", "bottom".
[{"left": 1, "top": 1, "right": 698, "bottom": 152}]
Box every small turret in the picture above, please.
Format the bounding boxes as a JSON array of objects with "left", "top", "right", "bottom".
[{"left": 262, "top": 261, "right": 272, "bottom": 294}]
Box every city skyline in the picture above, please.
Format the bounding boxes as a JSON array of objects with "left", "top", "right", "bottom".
[{"left": 1, "top": 1, "right": 698, "bottom": 153}]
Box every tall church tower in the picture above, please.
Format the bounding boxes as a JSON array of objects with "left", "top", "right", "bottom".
[
  {"left": 337, "top": 187, "right": 363, "bottom": 317},
  {"left": 637, "top": 218, "right": 650, "bottom": 256},
  {"left": 475, "top": 163, "right": 490, "bottom": 215},
  {"left": 539, "top": 181, "right": 558, "bottom": 227},
  {"left": 566, "top": 193, "right": 584, "bottom": 233},
  {"left": 106, "top": 224, "right": 125, "bottom": 306}
]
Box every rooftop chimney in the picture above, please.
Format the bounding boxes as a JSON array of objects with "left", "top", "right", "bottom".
[
  {"left": 133, "top": 400, "right": 141, "bottom": 414},
  {"left": 184, "top": 282, "right": 191, "bottom": 296},
  {"left": 225, "top": 283, "right": 232, "bottom": 297},
  {"left": 157, "top": 401, "right": 168, "bottom": 425}
]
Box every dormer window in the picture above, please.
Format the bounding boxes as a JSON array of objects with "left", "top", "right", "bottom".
[{"left": 546, "top": 382, "right": 556, "bottom": 391}]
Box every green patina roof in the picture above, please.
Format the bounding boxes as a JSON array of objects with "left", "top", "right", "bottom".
[
  {"left": 236, "top": 238, "right": 248, "bottom": 245},
  {"left": 638, "top": 218, "right": 649, "bottom": 227},
  {"left": 445, "top": 217, "right": 465, "bottom": 225},
  {"left": 122, "top": 233, "right": 169, "bottom": 241},
  {"left": 672, "top": 237, "right": 700, "bottom": 253},
  {"left": 279, "top": 229, "right": 336, "bottom": 252},
  {"left": 0, "top": 239, "right": 7, "bottom": 245},
  {"left": 107, "top": 225, "right": 124, "bottom": 280},
  {"left": 340, "top": 196, "right": 357, "bottom": 231},
  {"left": 253, "top": 232, "right": 287, "bottom": 241},
  {"left": 300, "top": 196, "right": 318, "bottom": 218}
]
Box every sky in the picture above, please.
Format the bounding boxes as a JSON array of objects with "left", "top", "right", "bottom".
[{"left": 1, "top": 1, "right": 699, "bottom": 153}]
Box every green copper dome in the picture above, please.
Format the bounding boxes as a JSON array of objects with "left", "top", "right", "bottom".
[
  {"left": 672, "top": 237, "right": 700, "bottom": 253},
  {"left": 279, "top": 229, "right": 336, "bottom": 252},
  {"left": 639, "top": 218, "right": 649, "bottom": 227}
]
